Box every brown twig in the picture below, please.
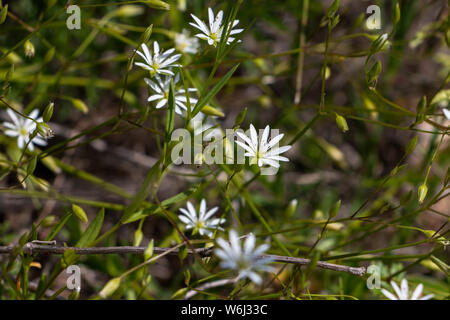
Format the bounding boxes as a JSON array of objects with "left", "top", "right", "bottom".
[{"left": 0, "top": 243, "right": 366, "bottom": 276}]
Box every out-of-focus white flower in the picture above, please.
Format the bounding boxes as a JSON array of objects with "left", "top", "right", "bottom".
[
  {"left": 175, "top": 29, "right": 200, "bottom": 55},
  {"left": 2, "top": 109, "right": 48, "bottom": 151},
  {"left": 189, "top": 8, "right": 243, "bottom": 47},
  {"left": 135, "top": 41, "right": 181, "bottom": 76},
  {"left": 145, "top": 74, "right": 197, "bottom": 115},
  {"left": 236, "top": 124, "right": 291, "bottom": 168},
  {"left": 215, "top": 230, "right": 273, "bottom": 284},
  {"left": 381, "top": 279, "right": 434, "bottom": 300},
  {"left": 179, "top": 199, "right": 225, "bottom": 238}
]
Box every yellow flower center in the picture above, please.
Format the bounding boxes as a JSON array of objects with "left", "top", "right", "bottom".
[{"left": 19, "top": 128, "right": 28, "bottom": 137}]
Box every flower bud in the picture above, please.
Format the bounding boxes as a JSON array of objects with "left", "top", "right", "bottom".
[
  {"left": 24, "top": 40, "right": 35, "bottom": 58},
  {"left": 144, "top": 239, "right": 154, "bottom": 260},
  {"left": 335, "top": 113, "right": 349, "bottom": 133},
  {"left": 134, "top": 228, "right": 143, "bottom": 247},
  {"left": 284, "top": 199, "right": 298, "bottom": 218},
  {"left": 41, "top": 215, "right": 57, "bottom": 228},
  {"left": 36, "top": 122, "right": 54, "bottom": 139},
  {"left": 201, "top": 105, "right": 225, "bottom": 117},
  {"left": 418, "top": 184, "right": 428, "bottom": 204},
  {"left": 99, "top": 278, "right": 121, "bottom": 298},
  {"left": 72, "top": 204, "right": 88, "bottom": 223},
  {"left": 116, "top": 5, "right": 144, "bottom": 17},
  {"left": 370, "top": 33, "right": 389, "bottom": 53},
  {"left": 43, "top": 102, "right": 54, "bottom": 122}
]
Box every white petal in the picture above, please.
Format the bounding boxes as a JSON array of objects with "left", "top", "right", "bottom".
[
  {"left": 443, "top": 108, "right": 450, "bottom": 120},
  {"left": 410, "top": 284, "right": 423, "bottom": 300},
  {"left": 400, "top": 279, "right": 409, "bottom": 300},
  {"left": 4, "top": 129, "right": 19, "bottom": 137},
  {"left": 391, "top": 281, "right": 403, "bottom": 300},
  {"left": 260, "top": 125, "right": 270, "bottom": 146},
  {"left": 208, "top": 8, "right": 215, "bottom": 31},
  {"left": 153, "top": 41, "right": 160, "bottom": 56},
  {"left": 141, "top": 43, "right": 152, "bottom": 62},
  {"left": 6, "top": 108, "right": 20, "bottom": 124},
  {"left": 186, "top": 201, "right": 197, "bottom": 218},
  {"left": 244, "top": 233, "right": 255, "bottom": 255},
  {"left": 229, "top": 230, "right": 241, "bottom": 256},
  {"left": 212, "top": 10, "right": 223, "bottom": 33},
  {"left": 263, "top": 133, "right": 285, "bottom": 151},
  {"left": 155, "top": 99, "right": 167, "bottom": 109},
  {"left": 381, "top": 289, "right": 398, "bottom": 300}
]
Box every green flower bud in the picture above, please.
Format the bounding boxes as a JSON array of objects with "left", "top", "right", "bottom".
[
  {"left": 43, "top": 102, "right": 54, "bottom": 122},
  {"left": 24, "top": 40, "right": 35, "bottom": 58},
  {"left": 116, "top": 5, "right": 144, "bottom": 17},
  {"left": 201, "top": 105, "right": 225, "bottom": 117},
  {"left": 41, "top": 215, "right": 57, "bottom": 228},
  {"left": 99, "top": 277, "right": 121, "bottom": 299},
  {"left": 134, "top": 228, "right": 143, "bottom": 247},
  {"left": 415, "top": 96, "right": 427, "bottom": 123},
  {"left": 418, "top": 184, "right": 428, "bottom": 204},
  {"left": 72, "top": 204, "right": 88, "bottom": 224},
  {"left": 366, "top": 60, "right": 382, "bottom": 90},
  {"left": 329, "top": 199, "right": 341, "bottom": 219},
  {"left": 284, "top": 199, "right": 298, "bottom": 218},
  {"left": 335, "top": 113, "right": 349, "bottom": 133},
  {"left": 325, "top": 0, "right": 340, "bottom": 18},
  {"left": 144, "top": 239, "right": 154, "bottom": 260}
]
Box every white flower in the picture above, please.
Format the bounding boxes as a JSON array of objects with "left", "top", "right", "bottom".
[
  {"left": 145, "top": 73, "right": 197, "bottom": 115},
  {"left": 179, "top": 199, "right": 225, "bottom": 238},
  {"left": 135, "top": 41, "right": 181, "bottom": 76},
  {"left": 381, "top": 279, "right": 434, "bottom": 300},
  {"left": 190, "top": 8, "right": 243, "bottom": 47},
  {"left": 175, "top": 29, "right": 200, "bottom": 55},
  {"left": 236, "top": 124, "right": 291, "bottom": 168},
  {"left": 2, "top": 109, "right": 48, "bottom": 151},
  {"left": 215, "top": 230, "right": 273, "bottom": 284}
]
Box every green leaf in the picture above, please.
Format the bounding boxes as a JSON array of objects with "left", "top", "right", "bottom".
[
  {"left": 163, "top": 80, "right": 176, "bottom": 165},
  {"left": 26, "top": 155, "right": 38, "bottom": 176},
  {"left": 122, "top": 185, "right": 198, "bottom": 224},
  {"left": 0, "top": 4, "right": 8, "bottom": 24},
  {"left": 120, "top": 160, "right": 161, "bottom": 224},
  {"left": 45, "top": 211, "right": 72, "bottom": 241},
  {"left": 76, "top": 208, "right": 104, "bottom": 248},
  {"left": 191, "top": 64, "right": 240, "bottom": 118}
]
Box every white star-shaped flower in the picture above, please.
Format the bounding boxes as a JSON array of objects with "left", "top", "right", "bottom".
[
  {"left": 381, "top": 279, "right": 434, "bottom": 300},
  {"left": 175, "top": 29, "right": 200, "bottom": 55},
  {"left": 190, "top": 8, "right": 243, "bottom": 47},
  {"left": 235, "top": 124, "right": 291, "bottom": 168},
  {"left": 135, "top": 41, "right": 181, "bottom": 76},
  {"left": 179, "top": 199, "right": 225, "bottom": 238},
  {"left": 2, "top": 109, "right": 48, "bottom": 151},
  {"left": 215, "top": 230, "right": 273, "bottom": 284},
  {"left": 145, "top": 73, "right": 197, "bottom": 115}
]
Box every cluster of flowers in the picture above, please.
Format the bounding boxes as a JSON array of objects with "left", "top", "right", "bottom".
[
  {"left": 135, "top": 7, "right": 243, "bottom": 117},
  {"left": 177, "top": 197, "right": 436, "bottom": 298}
]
